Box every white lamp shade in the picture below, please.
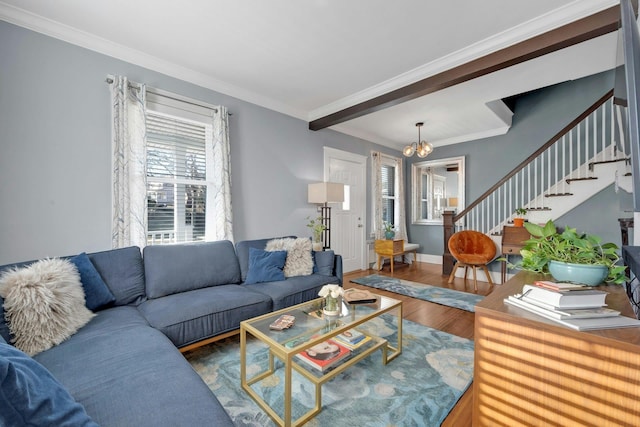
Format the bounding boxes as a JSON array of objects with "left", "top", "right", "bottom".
[{"left": 308, "top": 182, "right": 344, "bottom": 203}]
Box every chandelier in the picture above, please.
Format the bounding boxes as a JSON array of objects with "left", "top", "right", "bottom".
[{"left": 402, "top": 122, "right": 433, "bottom": 158}]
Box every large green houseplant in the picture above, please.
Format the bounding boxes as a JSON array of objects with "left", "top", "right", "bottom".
[{"left": 513, "top": 219, "right": 627, "bottom": 285}]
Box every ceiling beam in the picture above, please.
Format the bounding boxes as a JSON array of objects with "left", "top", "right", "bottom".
[{"left": 309, "top": 5, "right": 621, "bottom": 131}]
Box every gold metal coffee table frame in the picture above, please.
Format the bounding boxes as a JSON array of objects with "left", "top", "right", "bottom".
[{"left": 240, "top": 295, "right": 402, "bottom": 427}]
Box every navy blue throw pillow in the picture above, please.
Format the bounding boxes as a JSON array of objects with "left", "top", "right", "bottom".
[
  {"left": 0, "top": 342, "right": 98, "bottom": 426},
  {"left": 245, "top": 248, "right": 287, "bottom": 284},
  {"left": 313, "top": 250, "right": 335, "bottom": 275},
  {"left": 70, "top": 252, "right": 116, "bottom": 311}
]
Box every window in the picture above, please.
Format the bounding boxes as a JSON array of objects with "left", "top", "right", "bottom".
[
  {"left": 145, "top": 91, "right": 216, "bottom": 245},
  {"left": 381, "top": 163, "right": 396, "bottom": 226},
  {"left": 373, "top": 153, "right": 402, "bottom": 234}
]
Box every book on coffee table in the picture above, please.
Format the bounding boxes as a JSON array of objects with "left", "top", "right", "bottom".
[
  {"left": 344, "top": 289, "right": 377, "bottom": 304},
  {"left": 334, "top": 334, "right": 372, "bottom": 350},
  {"left": 295, "top": 339, "right": 351, "bottom": 372},
  {"left": 335, "top": 328, "right": 365, "bottom": 344}
]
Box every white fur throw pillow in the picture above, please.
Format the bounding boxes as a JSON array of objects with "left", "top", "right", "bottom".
[
  {"left": 265, "top": 238, "right": 313, "bottom": 277},
  {"left": 0, "top": 258, "right": 95, "bottom": 356}
]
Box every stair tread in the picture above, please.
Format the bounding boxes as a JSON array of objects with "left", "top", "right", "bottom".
[
  {"left": 566, "top": 177, "right": 598, "bottom": 184},
  {"left": 545, "top": 193, "right": 574, "bottom": 197}
]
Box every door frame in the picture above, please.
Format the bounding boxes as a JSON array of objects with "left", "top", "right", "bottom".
[{"left": 323, "top": 147, "right": 368, "bottom": 271}]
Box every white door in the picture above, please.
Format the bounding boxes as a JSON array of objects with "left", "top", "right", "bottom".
[{"left": 324, "top": 147, "right": 367, "bottom": 273}]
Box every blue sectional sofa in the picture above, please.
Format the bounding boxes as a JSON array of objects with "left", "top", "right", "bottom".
[{"left": 0, "top": 237, "right": 343, "bottom": 426}]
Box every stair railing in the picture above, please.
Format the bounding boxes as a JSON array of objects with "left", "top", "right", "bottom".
[{"left": 442, "top": 89, "right": 629, "bottom": 274}]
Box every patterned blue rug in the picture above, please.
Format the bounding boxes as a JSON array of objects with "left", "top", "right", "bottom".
[
  {"left": 350, "top": 274, "right": 484, "bottom": 312},
  {"left": 186, "top": 316, "right": 474, "bottom": 427}
]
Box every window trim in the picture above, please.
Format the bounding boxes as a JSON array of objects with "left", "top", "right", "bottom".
[
  {"left": 411, "top": 155, "right": 465, "bottom": 225},
  {"left": 372, "top": 153, "right": 402, "bottom": 235}
]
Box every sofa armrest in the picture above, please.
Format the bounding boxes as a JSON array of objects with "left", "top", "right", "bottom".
[{"left": 333, "top": 255, "right": 343, "bottom": 286}]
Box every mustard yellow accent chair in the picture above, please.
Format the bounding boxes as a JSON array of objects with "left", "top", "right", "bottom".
[{"left": 447, "top": 230, "right": 496, "bottom": 291}]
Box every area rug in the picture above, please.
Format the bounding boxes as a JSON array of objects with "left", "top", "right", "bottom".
[
  {"left": 350, "top": 274, "right": 484, "bottom": 312},
  {"left": 186, "top": 315, "right": 474, "bottom": 426}
]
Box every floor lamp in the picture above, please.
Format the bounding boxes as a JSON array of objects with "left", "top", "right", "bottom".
[{"left": 308, "top": 182, "right": 345, "bottom": 250}]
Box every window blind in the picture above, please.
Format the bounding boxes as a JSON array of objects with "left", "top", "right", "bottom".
[
  {"left": 146, "top": 111, "right": 207, "bottom": 180},
  {"left": 381, "top": 164, "right": 396, "bottom": 224},
  {"left": 146, "top": 110, "right": 211, "bottom": 244}
]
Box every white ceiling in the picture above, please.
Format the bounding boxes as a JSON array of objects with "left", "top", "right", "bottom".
[{"left": 0, "top": 0, "right": 624, "bottom": 150}]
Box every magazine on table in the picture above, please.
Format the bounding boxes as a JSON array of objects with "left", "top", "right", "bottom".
[{"left": 295, "top": 339, "right": 351, "bottom": 372}]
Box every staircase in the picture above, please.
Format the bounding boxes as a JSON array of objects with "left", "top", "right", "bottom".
[{"left": 442, "top": 90, "right": 633, "bottom": 275}]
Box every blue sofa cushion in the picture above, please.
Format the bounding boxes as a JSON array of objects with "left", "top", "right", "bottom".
[
  {"left": 138, "top": 285, "right": 272, "bottom": 347},
  {"left": 313, "top": 250, "right": 335, "bottom": 275},
  {"left": 245, "top": 248, "right": 287, "bottom": 284},
  {"left": 144, "top": 241, "right": 241, "bottom": 299},
  {"left": 0, "top": 343, "right": 98, "bottom": 427},
  {"left": 34, "top": 306, "right": 234, "bottom": 426},
  {"left": 245, "top": 274, "right": 340, "bottom": 311},
  {"left": 69, "top": 252, "right": 115, "bottom": 311},
  {"left": 235, "top": 236, "right": 295, "bottom": 282},
  {"left": 87, "top": 246, "right": 146, "bottom": 306}
]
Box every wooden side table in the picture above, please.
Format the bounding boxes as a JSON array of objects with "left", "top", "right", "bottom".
[
  {"left": 500, "top": 226, "right": 531, "bottom": 284},
  {"left": 374, "top": 239, "right": 404, "bottom": 273}
]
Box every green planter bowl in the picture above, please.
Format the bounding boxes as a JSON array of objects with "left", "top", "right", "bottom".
[{"left": 548, "top": 260, "right": 608, "bottom": 286}]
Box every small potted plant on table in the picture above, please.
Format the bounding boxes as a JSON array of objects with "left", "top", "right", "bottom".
[
  {"left": 383, "top": 221, "right": 396, "bottom": 240},
  {"left": 513, "top": 207, "right": 527, "bottom": 227}
]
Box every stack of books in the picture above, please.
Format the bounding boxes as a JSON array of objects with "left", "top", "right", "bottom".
[
  {"left": 295, "top": 339, "right": 351, "bottom": 372},
  {"left": 334, "top": 328, "right": 372, "bottom": 350},
  {"left": 505, "top": 280, "right": 640, "bottom": 331}
]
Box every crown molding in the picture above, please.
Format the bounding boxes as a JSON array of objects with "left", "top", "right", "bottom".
[
  {"left": 308, "top": 0, "right": 619, "bottom": 122},
  {"left": 0, "top": 1, "right": 307, "bottom": 120},
  {"left": 0, "top": 0, "right": 620, "bottom": 128}
]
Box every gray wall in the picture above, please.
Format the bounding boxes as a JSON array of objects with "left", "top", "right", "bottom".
[
  {"left": 0, "top": 21, "right": 630, "bottom": 266},
  {"left": 405, "top": 70, "right": 631, "bottom": 256},
  {"left": 0, "top": 21, "right": 399, "bottom": 264}
]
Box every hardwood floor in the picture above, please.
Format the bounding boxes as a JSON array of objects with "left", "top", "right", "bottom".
[{"left": 344, "top": 260, "right": 495, "bottom": 427}]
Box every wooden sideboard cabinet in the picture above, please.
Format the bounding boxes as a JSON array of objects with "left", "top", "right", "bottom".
[{"left": 473, "top": 271, "right": 640, "bottom": 426}]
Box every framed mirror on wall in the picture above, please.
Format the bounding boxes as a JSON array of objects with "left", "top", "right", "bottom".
[{"left": 411, "top": 156, "right": 465, "bottom": 225}]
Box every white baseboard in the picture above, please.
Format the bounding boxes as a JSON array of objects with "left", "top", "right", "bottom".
[
  {"left": 418, "top": 253, "right": 442, "bottom": 264},
  {"left": 418, "top": 253, "right": 504, "bottom": 285}
]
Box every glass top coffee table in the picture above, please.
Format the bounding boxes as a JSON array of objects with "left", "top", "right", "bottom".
[{"left": 240, "top": 294, "right": 402, "bottom": 427}]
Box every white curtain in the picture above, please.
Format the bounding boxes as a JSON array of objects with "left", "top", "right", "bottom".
[
  {"left": 110, "top": 76, "right": 147, "bottom": 249},
  {"left": 373, "top": 151, "right": 384, "bottom": 240},
  {"left": 396, "top": 156, "right": 407, "bottom": 242},
  {"left": 207, "top": 106, "right": 234, "bottom": 242}
]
